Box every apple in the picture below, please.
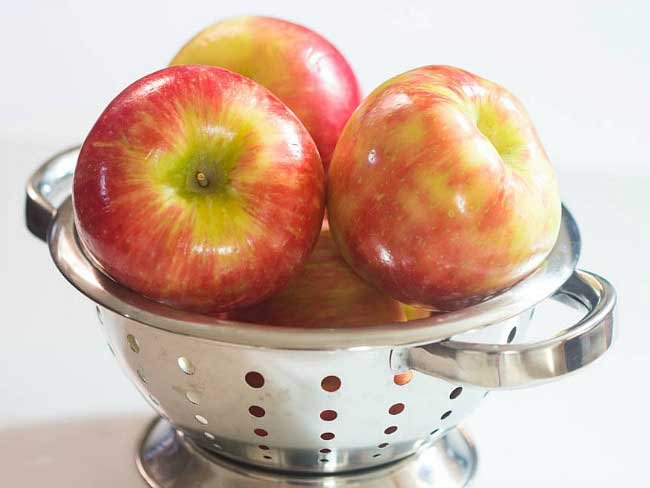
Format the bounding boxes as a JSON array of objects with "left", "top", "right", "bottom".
[
  {"left": 223, "top": 230, "right": 407, "bottom": 327},
  {"left": 73, "top": 65, "right": 325, "bottom": 313},
  {"left": 170, "top": 16, "right": 362, "bottom": 170},
  {"left": 401, "top": 303, "right": 432, "bottom": 321},
  {"left": 327, "top": 66, "right": 561, "bottom": 310}
]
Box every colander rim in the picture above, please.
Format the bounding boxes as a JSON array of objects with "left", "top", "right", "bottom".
[{"left": 48, "top": 198, "right": 580, "bottom": 350}]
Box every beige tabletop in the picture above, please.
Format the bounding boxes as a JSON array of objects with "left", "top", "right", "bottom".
[{"left": 1, "top": 415, "right": 150, "bottom": 487}]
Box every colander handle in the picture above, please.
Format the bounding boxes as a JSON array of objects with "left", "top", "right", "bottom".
[
  {"left": 25, "top": 146, "right": 80, "bottom": 241},
  {"left": 393, "top": 270, "right": 615, "bottom": 389}
]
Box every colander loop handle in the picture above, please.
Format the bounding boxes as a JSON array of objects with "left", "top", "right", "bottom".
[
  {"left": 394, "top": 270, "right": 615, "bottom": 389},
  {"left": 26, "top": 146, "right": 80, "bottom": 241}
]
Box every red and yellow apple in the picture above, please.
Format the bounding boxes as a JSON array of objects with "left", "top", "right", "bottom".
[
  {"left": 170, "top": 16, "right": 362, "bottom": 170},
  {"left": 327, "top": 66, "right": 561, "bottom": 310},
  {"left": 73, "top": 65, "right": 325, "bottom": 313},
  {"left": 223, "top": 230, "right": 407, "bottom": 327}
]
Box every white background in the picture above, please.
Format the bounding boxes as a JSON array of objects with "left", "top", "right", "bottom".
[{"left": 1, "top": 0, "right": 648, "bottom": 486}]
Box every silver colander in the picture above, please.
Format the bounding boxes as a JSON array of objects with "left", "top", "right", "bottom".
[{"left": 26, "top": 148, "right": 616, "bottom": 484}]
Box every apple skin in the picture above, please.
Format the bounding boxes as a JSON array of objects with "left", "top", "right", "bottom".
[
  {"left": 222, "top": 230, "right": 407, "bottom": 328},
  {"left": 327, "top": 66, "right": 561, "bottom": 310},
  {"left": 73, "top": 65, "right": 325, "bottom": 313},
  {"left": 170, "top": 16, "right": 362, "bottom": 170}
]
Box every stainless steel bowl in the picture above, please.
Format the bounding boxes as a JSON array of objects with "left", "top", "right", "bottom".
[{"left": 26, "top": 148, "right": 616, "bottom": 483}]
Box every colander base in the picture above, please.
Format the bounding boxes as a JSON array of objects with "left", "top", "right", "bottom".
[{"left": 136, "top": 417, "right": 477, "bottom": 487}]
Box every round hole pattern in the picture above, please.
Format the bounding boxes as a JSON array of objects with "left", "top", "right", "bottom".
[
  {"left": 259, "top": 445, "right": 270, "bottom": 450},
  {"left": 441, "top": 410, "right": 452, "bottom": 420},
  {"left": 320, "top": 448, "right": 331, "bottom": 454},
  {"left": 378, "top": 443, "right": 389, "bottom": 449},
  {"left": 204, "top": 432, "right": 215, "bottom": 440},
  {"left": 245, "top": 372, "right": 265, "bottom": 388},
  {"left": 254, "top": 429, "right": 268, "bottom": 437},
  {"left": 507, "top": 327, "right": 517, "bottom": 344},
  {"left": 320, "top": 432, "right": 335, "bottom": 440},
  {"left": 185, "top": 391, "right": 200, "bottom": 405},
  {"left": 384, "top": 426, "right": 398, "bottom": 435},
  {"left": 136, "top": 369, "right": 147, "bottom": 384},
  {"left": 249, "top": 406, "right": 266, "bottom": 418},
  {"left": 388, "top": 403, "right": 405, "bottom": 415},
  {"left": 393, "top": 370, "right": 413, "bottom": 385},
  {"left": 450, "top": 387, "right": 463, "bottom": 400},
  {"left": 127, "top": 334, "right": 140, "bottom": 353},
  {"left": 320, "top": 410, "right": 337, "bottom": 421},
  {"left": 195, "top": 415, "right": 208, "bottom": 425},
  {"left": 321, "top": 375, "right": 341, "bottom": 392},
  {"left": 178, "top": 357, "right": 195, "bottom": 375}
]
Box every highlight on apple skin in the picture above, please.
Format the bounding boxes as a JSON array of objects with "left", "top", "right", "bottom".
[
  {"left": 170, "top": 15, "right": 362, "bottom": 170},
  {"left": 327, "top": 65, "right": 561, "bottom": 311},
  {"left": 73, "top": 65, "right": 326, "bottom": 313},
  {"left": 223, "top": 230, "right": 408, "bottom": 328}
]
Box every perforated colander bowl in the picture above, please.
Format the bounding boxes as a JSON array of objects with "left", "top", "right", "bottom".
[{"left": 26, "top": 147, "right": 616, "bottom": 475}]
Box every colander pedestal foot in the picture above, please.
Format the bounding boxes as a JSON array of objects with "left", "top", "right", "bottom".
[{"left": 136, "top": 417, "right": 477, "bottom": 487}]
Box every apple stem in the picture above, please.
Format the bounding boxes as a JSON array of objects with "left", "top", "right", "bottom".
[{"left": 196, "top": 172, "right": 209, "bottom": 188}]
